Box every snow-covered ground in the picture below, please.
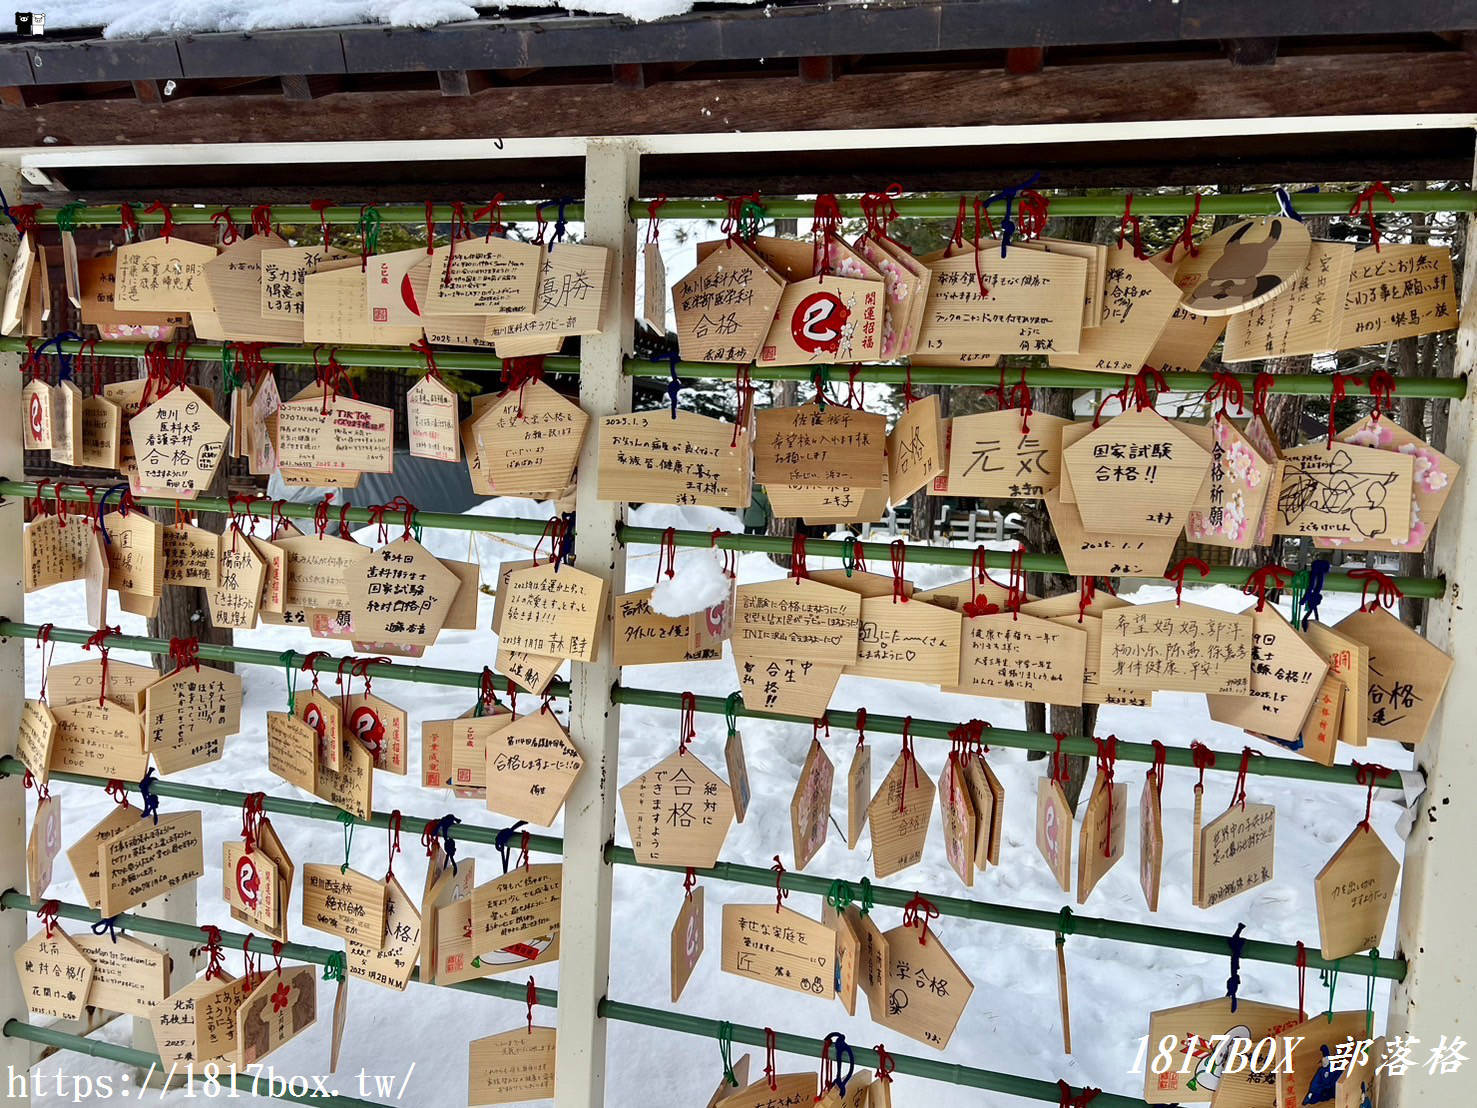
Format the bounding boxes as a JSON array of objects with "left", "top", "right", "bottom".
[{"left": 22, "top": 501, "right": 1415, "bottom": 1106}]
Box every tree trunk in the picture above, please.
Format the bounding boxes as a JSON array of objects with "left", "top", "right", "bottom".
[
  {"left": 1017, "top": 213, "right": 1099, "bottom": 807},
  {"left": 147, "top": 359, "right": 234, "bottom": 672},
  {"left": 907, "top": 383, "right": 937, "bottom": 541},
  {"left": 767, "top": 377, "right": 799, "bottom": 570},
  {"left": 1022, "top": 381, "right": 1097, "bottom": 806}
]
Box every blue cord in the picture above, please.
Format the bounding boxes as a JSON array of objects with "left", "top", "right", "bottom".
[
  {"left": 985, "top": 172, "right": 1041, "bottom": 255},
  {"left": 494, "top": 820, "right": 528, "bottom": 875},
  {"left": 1226, "top": 922, "right": 1247, "bottom": 1012},
  {"left": 1300, "top": 559, "right": 1330, "bottom": 629},
  {"left": 137, "top": 768, "right": 160, "bottom": 825},
  {"left": 96, "top": 482, "right": 130, "bottom": 547},
  {"left": 34, "top": 332, "right": 81, "bottom": 381},
  {"left": 656, "top": 351, "right": 682, "bottom": 417},
  {"left": 437, "top": 813, "right": 463, "bottom": 875}
]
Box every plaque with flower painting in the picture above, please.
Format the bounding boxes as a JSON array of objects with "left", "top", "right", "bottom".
[{"left": 1314, "top": 415, "right": 1457, "bottom": 555}]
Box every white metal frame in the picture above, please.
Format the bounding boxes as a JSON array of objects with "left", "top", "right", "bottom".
[
  {"left": 0, "top": 161, "right": 28, "bottom": 1104},
  {"left": 1382, "top": 141, "right": 1477, "bottom": 1107},
  {"left": 558, "top": 139, "right": 638, "bottom": 1107},
  {"left": 8, "top": 113, "right": 1477, "bottom": 171},
  {"left": 0, "top": 115, "right": 1471, "bottom": 1108}
]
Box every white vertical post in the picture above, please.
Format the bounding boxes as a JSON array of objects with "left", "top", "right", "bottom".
[
  {"left": 0, "top": 159, "right": 30, "bottom": 1103},
  {"left": 1383, "top": 136, "right": 1477, "bottom": 1105},
  {"left": 555, "top": 138, "right": 637, "bottom": 1108}
]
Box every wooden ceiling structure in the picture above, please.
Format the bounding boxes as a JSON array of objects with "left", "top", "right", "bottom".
[{"left": 0, "top": 1, "right": 1474, "bottom": 199}]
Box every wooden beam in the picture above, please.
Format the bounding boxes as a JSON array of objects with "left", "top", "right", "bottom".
[
  {"left": 3, "top": 50, "right": 1474, "bottom": 148},
  {"left": 131, "top": 79, "right": 170, "bottom": 104},
  {"left": 438, "top": 70, "right": 491, "bottom": 97},
  {"left": 0, "top": 87, "right": 25, "bottom": 110},
  {"left": 1224, "top": 37, "right": 1281, "bottom": 66},
  {"left": 798, "top": 55, "right": 838, "bottom": 83},
  {"left": 21, "top": 123, "right": 1474, "bottom": 207},
  {"left": 612, "top": 63, "right": 647, "bottom": 89},
  {"left": 1005, "top": 47, "right": 1045, "bottom": 75},
  {"left": 279, "top": 74, "right": 341, "bottom": 101}
]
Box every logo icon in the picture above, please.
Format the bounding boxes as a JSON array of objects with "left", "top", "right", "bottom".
[
  {"left": 301, "top": 703, "right": 326, "bottom": 739},
  {"left": 790, "top": 290, "right": 850, "bottom": 355},
  {"left": 236, "top": 853, "right": 261, "bottom": 909},
  {"left": 349, "top": 704, "right": 386, "bottom": 757}
]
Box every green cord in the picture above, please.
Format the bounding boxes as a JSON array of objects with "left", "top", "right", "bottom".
[
  {"left": 357, "top": 206, "right": 382, "bottom": 256},
  {"left": 55, "top": 202, "right": 85, "bottom": 235},
  {"left": 738, "top": 200, "right": 765, "bottom": 241},
  {"left": 840, "top": 536, "right": 859, "bottom": 577},
  {"left": 858, "top": 877, "right": 874, "bottom": 916},
  {"left": 825, "top": 880, "right": 854, "bottom": 911},
  {"left": 1366, "top": 950, "right": 1379, "bottom": 1038},
  {"left": 280, "top": 649, "right": 299, "bottom": 713},
  {"left": 723, "top": 692, "right": 741, "bottom": 737},
  {"left": 338, "top": 811, "right": 356, "bottom": 874},
  {"left": 1289, "top": 568, "right": 1308, "bottom": 626},
  {"left": 718, "top": 1020, "right": 739, "bottom": 1087},
  {"left": 1056, "top": 906, "right": 1075, "bottom": 948},
  {"left": 322, "top": 950, "right": 347, "bottom": 982},
  {"left": 221, "top": 343, "right": 241, "bottom": 398}
]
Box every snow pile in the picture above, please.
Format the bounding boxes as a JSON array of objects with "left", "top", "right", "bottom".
[
  {"left": 34, "top": 0, "right": 731, "bottom": 40},
  {"left": 651, "top": 550, "right": 729, "bottom": 615}
]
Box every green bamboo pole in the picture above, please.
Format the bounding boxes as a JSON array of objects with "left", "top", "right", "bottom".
[
  {"left": 0, "top": 755, "right": 562, "bottom": 856},
  {"left": 0, "top": 892, "right": 552, "bottom": 1007},
  {"left": 597, "top": 999, "right": 1147, "bottom": 1106},
  {"left": 0, "top": 621, "right": 1407, "bottom": 788},
  {"left": 0, "top": 750, "right": 1398, "bottom": 977},
  {"left": 0, "top": 1007, "right": 1132, "bottom": 1107},
  {"left": 605, "top": 847, "right": 1401, "bottom": 981},
  {"left": 642, "top": 360, "right": 1472, "bottom": 394},
  {"left": 33, "top": 202, "right": 581, "bottom": 227},
  {"left": 0, "top": 621, "right": 570, "bottom": 700},
  {"left": 0, "top": 480, "right": 562, "bottom": 539},
  {"left": 1, "top": 336, "right": 1467, "bottom": 396},
  {"left": 2, "top": 479, "right": 1447, "bottom": 591},
  {"left": 644, "top": 189, "right": 1477, "bottom": 220},
  {"left": 618, "top": 525, "right": 1447, "bottom": 599},
  {"left": 612, "top": 687, "right": 1407, "bottom": 790},
  {"left": 0, "top": 336, "right": 581, "bottom": 376},
  {"left": 1, "top": 1020, "right": 391, "bottom": 1107},
  {"left": 25, "top": 190, "right": 1477, "bottom": 227}
]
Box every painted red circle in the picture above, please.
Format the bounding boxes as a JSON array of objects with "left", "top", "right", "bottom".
[{"left": 791, "top": 291, "right": 850, "bottom": 354}]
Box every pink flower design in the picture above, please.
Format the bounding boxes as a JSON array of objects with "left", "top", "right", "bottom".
[{"left": 1400, "top": 444, "right": 1449, "bottom": 493}]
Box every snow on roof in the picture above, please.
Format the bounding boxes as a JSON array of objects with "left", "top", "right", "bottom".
[{"left": 32, "top": 0, "right": 729, "bottom": 40}]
